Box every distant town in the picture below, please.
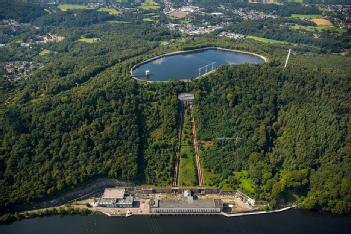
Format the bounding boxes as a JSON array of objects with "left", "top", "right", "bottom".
[{"left": 1, "top": 0, "right": 350, "bottom": 82}]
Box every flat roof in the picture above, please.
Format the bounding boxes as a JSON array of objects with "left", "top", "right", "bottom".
[
  {"left": 178, "top": 93, "right": 194, "bottom": 101},
  {"left": 116, "top": 196, "right": 134, "bottom": 204},
  {"left": 157, "top": 199, "right": 222, "bottom": 209},
  {"left": 102, "top": 188, "right": 125, "bottom": 199}
]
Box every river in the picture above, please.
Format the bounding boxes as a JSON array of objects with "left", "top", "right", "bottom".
[
  {"left": 1, "top": 209, "right": 350, "bottom": 234},
  {"left": 132, "top": 48, "right": 264, "bottom": 81}
]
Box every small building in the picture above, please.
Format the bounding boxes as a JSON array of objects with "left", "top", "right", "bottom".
[
  {"left": 97, "top": 188, "right": 134, "bottom": 208},
  {"left": 178, "top": 93, "right": 194, "bottom": 105},
  {"left": 210, "top": 12, "right": 224, "bottom": 17}
]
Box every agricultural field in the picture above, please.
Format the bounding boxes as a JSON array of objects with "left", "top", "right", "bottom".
[
  {"left": 290, "top": 24, "right": 346, "bottom": 34},
  {"left": 58, "top": 4, "right": 120, "bottom": 16},
  {"left": 247, "top": 35, "right": 289, "bottom": 44},
  {"left": 138, "top": 0, "right": 160, "bottom": 10},
  {"left": 143, "top": 17, "right": 155, "bottom": 22},
  {"left": 168, "top": 11, "right": 189, "bottom": 19},
  {"left": 58, "top": 4, "right": 93, "bottom": 11},
  {"left": 78, "top": 36, "right": 100, "bottom": 43},
  {"left": 138, "top": 5, "right": 160, "bottom": 10},
  {"left": 97, "top": 8, "right": 120, "bottom": 15},
  {"left": 289, "top": 14, "right": 322, "bottom": 19},
  {"left": 312, "top": 18, "right": 333, "bottom": 26}
]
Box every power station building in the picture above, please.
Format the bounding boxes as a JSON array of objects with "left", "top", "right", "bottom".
[
  {"left": 150, "top": 190, "right": 223, "bottom": 214},
  {"left": 97, "top": 188, "right": 134, "bottom": 208}
]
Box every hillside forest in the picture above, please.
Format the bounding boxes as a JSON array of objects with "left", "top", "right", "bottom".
[{"left": 0, "top": 0, "right": 350, "bottom": 217}]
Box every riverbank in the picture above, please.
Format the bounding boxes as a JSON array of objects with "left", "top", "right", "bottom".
[
  {"left": 130, "top": 47, "right": 268, "bottom": 83},
  {"left": 0, "top": 203, "right": 295, "bottom": 225},
  {"left": 0, "top": 183, "right": 293, "bottom": 224},
  {"left": 2, "top": 209, "right": 351, "bottom": 234}
]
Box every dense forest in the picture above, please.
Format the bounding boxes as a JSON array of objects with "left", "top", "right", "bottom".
[
  {"left": 0, "top": 0, "right": 351, "bottom": 217},
  {"left": 0, "top": 0, "right": 178, "bottom": 214},
  {"left": 193, "top": 56, "right": 351, "bottom": 214},
  {"left": 0, "top": 0, "right": 45, "bottom": 23}
]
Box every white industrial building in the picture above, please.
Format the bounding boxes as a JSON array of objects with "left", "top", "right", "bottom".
[
  {"left": 150, "top": 190, "right": 223, "bottom": 213},
  {"left": 97, "top": 188, "right": 134, "bottom": 208}
]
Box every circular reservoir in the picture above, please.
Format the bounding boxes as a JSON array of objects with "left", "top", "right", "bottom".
[{"left": 131, "top": 48, "right": 266, "bottom": 82}]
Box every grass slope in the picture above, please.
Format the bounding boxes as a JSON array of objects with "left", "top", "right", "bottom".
[
  {"left": 289, "top": 14, "right": 322, "bottom": 19},
  {"left": 247, "top": 35, "right": 289, "bottom": 44},
  {"left": 178, "top": 146, "right": 197, "bottom": 186},
  {"left": 58, "top": 4, "right": 93, "bottom": 11},
  {"left": 97, "top": 8, "right": 120, "bottom": 15}
]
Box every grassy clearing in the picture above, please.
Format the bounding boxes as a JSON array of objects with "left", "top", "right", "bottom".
[
  {"left": 138, "top": 0, "right": 160, "bottom": 10},
  {"left": 178, "top": 146, "right": 197, "bottom": 186},
  {"left": 58, "top": 4, "right": 93, "bottom": 11},
  {"left": 235, "top": 170, "right": 255, "bottom": 195},
  {"left": 291, "top": 24, "right": 326, "bottom": 32},
  {"left": 160, "top": 41, "right": 170, "bottom": 46},
  {"left": 98, "top": 7, "right": 120, "bottom": 15},
  {"left": 288, "top": 0, "right": 303, "bottom": 2},
  {"left": 239, "top": 179, "right": 255, "bottom": 194},
  {"left": 58, "top": 4, "right": 120, "bottom": 15},
  {"left": 39, "top": 49, "right": 50, "bottom": 56},
  {"left": 107, "top": 20, "right": 130, "bottom": 24},
  {"left": 247, "top": 35, "right": 289, "bottom": 44},
  {"left": 143, "top": 17, "right": 155, "bottom": 22},
  {"left": 78, "top": 37, "right": 100, "bottom": 43},
  {"left": 289, "top": 14, "right": 322, "bottom": 19},
  {"left": 138, "top": 5, "right": 160, "bottom": 10},
  {"left": 178, "top": 107, "right": 197, "bottom": 186},
  {"left": 180, "top": 19, "right": 190, "bottom": 24},
  {"left": 290, "top": 24, "right": 346, "bottom": 34}
]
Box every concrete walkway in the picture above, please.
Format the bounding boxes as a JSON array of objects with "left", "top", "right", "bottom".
[{"left": 221, "top": 206, "right": 295, "bottom": 217}]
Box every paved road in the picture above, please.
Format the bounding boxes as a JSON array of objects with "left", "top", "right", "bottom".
[{"left": 18, "top": 178, "right": 131, "bottom": 212}]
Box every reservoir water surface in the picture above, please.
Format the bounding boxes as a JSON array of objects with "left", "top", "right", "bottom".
[
  {"left": 132, "top": 48, "right": 264, "bottom": 82},
  {"left": 1, "top": 209, "right": 350, "bottom": 234}
]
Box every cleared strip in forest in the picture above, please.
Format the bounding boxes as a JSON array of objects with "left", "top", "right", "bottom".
[
  {"left": 190, "top": 105, "right": 205, "bottom": 186},
  {"left": 174, "top": 102, "right": 205, "bottom": 187},
  {"left": 172, "top": 106, "right": 183, "bottom": 186}
]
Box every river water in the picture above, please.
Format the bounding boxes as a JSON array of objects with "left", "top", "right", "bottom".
[
  {"left": 1, "top": 209, "right": 350, "bottom": 234},
  {"left": 132, "top": 48, "right": 264, "bottom": 81}
]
